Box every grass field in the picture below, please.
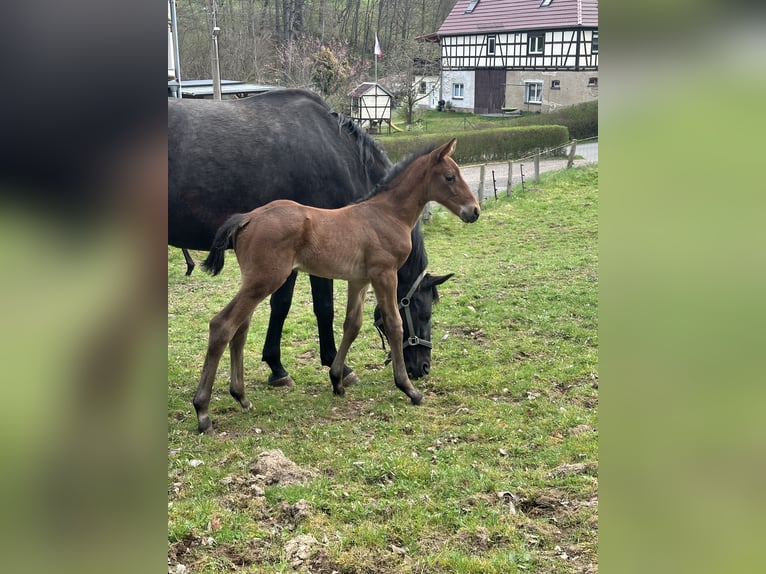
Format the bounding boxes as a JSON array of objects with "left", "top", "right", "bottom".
[{"left": 168, "top": 165, "right": 598, "bottom": 573}]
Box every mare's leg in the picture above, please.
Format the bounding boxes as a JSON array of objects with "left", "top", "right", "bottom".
[
  {"left": 309, "top": 275, "right": 360, "bottom": 386},
  {"left": 229, "top": 312, "right": 254, "bottom": 411},
  {"left": 329, "top": 281, "right": 369, "bottom": 396},
  {"left": 261, "top": 271, "right": 298, "bottom": 387},
  {"left": 182, "top": 248, "right": 195, "bottom": 276},
  {"left": 372, "top": 271, "right": 423, "bottom": 405}
]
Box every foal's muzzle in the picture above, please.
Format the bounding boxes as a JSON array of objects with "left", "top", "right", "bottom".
[{"left": 460, "top": 205, "right": 481, "bottom": 223}]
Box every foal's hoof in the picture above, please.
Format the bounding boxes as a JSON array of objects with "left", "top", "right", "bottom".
[
  {"left": 240, "top": 399, "right": 253, "bottom": 411},
  {"left": 342, "top": 371, "right": 360, "bottom": 386},
  {"left": 268, "top": 374, "right": 295, "bottom": 388},
  {"left": 332, "top": 384, "right": 346, "bottom": 397}
]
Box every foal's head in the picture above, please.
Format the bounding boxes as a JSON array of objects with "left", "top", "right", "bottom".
[{"left": 427, "top": 139, "right": 480, "bottom": 223}]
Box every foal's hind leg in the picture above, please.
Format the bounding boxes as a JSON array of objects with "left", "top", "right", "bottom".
[
  {"left": 329, "top": 281, "right": 369, "bottom": 397},
  {"left": 372, "top": 271, "right": 423, "bottom": 405},
  {"left": 193, "top": 290, "right": 263, "bottom": 434},
  {"left": 229, "top": 312, "right": 255, "bottom": 411}
]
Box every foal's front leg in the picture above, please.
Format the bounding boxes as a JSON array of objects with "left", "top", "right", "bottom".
[
  {"left": 329, "top": 281, "right": 369, "bottom": 396},
  {"left": 309, "top": 275, "right": 360, "bottom": 387},
  {"left": 372, "top": 272, "right": 424, "bottom": 405}
]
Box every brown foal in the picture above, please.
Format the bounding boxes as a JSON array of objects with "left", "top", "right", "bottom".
[{"left": 193, "top": 138, "right": 480, "bottom": 433}]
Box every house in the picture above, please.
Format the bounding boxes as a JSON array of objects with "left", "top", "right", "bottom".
[
  {"left": 434, "top": 0, "right": 598, "bottom": 114},
  {"left": 348, "top": 82, "right": 394, "bottom": 132}
]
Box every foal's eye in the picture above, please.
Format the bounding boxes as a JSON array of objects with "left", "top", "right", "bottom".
[{"left": 445, "top": 174, "right": 455, "bottom": 183}]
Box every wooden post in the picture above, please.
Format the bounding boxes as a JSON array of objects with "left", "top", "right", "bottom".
[
  {"left": 506, "top": 161, "right": 512, "bottom": 196},
  {"left": 421, "top": 202, "right": 432, "bottom": 224},
  {"left": 567, "top": 139, "right": 577, "bottom": 168},
  {"left": 534, "top": 149, "right": 540, "bottom": 183},
  {"left": 478, "top": 164, "right": 486, "bottom": 203}
]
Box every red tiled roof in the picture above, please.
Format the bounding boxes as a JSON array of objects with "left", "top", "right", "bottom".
[{"left": 437, "top": 0, "right": 598, "bottom": 36}]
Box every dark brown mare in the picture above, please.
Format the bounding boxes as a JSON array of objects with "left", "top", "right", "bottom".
[{"left": 193, "top": 139, "right": 480, "bottom": 433}]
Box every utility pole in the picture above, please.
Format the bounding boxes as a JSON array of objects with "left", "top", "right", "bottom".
[
  {"left": 168, "top": 0, "right": 182, "bottom": 97},
  {"left": 209, "top": 0, "right": 222, "bottom": 100}
]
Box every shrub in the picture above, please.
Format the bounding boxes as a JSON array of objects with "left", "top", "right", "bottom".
[
  {"left": 379, "top": 125, "right": 570, "bottom": 164},
  {"left": 515, "top": 100, "right": 598, "bottom": 140}
]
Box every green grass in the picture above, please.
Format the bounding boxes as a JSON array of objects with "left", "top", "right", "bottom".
[{"left": 168, "top": 165, "right": 598, "bottom": 572}]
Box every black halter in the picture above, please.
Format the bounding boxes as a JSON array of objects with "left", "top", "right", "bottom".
[{"left": 374, "top": 269, "right": 433, "bottom": 364}]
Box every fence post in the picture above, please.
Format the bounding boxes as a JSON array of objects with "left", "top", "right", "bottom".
[
  {"left": 534, "top": 149, "right": 540, "bottom": 183},
  {"left": 478, "top": 164, "right": 486, "bottom": 203},
  {"left": 507, "top": 161, "right": 512, "bottom": 196},
  {"left": 567, "top": 139, "right": 578, "bottom": 168},
  {"left": 421, "top": 202, "right": 432, "bottom": 224}
]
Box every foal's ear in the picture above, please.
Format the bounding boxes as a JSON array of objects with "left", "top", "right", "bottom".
[
  {"left": 433, "top": 138, "right": 457, "bottom": 163},
  {"left": 422, "top": 272, "right": 455, "bottom": 289}
]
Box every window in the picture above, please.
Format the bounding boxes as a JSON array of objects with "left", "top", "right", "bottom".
[
  {"left": 592, "top": 31, "right": 599, "bottom": 54},
  {"left": 487, "top": 35, "right": 496, "bottom": 55},
  {"left": 540, "top": 0, "right": 553, "bottom": 6},
  {"left": 465, "top": 0, "right": 480, "bottom": 14},
  {"left": 419, "top": 81, "right": 427, "bottom": 94},
  {"left": 524, "top": 81, "right": 543, "bottom": 104},
  {"left": 452, "top": 83, "right": 464, "bottom": 99},
  {"left": 588, "top": 77, "right": 598, "bottom": 87},
  {"left": 528, "top": 33, "right": 545, "bottom": 55},
  {"left": 551, "top": 79, "right": 560, "bottom": 90}
]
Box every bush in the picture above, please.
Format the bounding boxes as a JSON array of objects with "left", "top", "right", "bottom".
[
  {"left": 379, "top": 125, "right": 570, "bottom": 164},
  {"left": 515, "top": 100, "right": 598, "bottom": 140}
]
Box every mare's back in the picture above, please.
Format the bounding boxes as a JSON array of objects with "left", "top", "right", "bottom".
[{"left": 168, "top": 89, "right": 382, "bottom": 250}]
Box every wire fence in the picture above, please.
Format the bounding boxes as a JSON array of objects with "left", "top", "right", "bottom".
[{"left": 422, "top": 137, "right": 597, "bottom": 220}]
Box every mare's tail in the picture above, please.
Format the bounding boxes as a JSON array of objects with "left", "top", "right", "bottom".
[{"left": 201, "top": 213, "right": 250, "bottom": 276}]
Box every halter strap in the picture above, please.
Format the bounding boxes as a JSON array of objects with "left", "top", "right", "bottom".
[{"left": 374, "top": 269, "right": 433, "bottom": 364}]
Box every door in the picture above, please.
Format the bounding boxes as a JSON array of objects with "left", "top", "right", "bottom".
[{"left": 474, "top": 69, "right": 506, "bottom": 114}]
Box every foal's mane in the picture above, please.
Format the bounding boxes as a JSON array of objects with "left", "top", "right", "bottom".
[{"left": 355, "top": 143, "right": 441, "bottom": 203}]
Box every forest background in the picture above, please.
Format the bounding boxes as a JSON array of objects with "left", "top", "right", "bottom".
[{"left": 175, "top": 0, "right": 456, "bottom": 117}]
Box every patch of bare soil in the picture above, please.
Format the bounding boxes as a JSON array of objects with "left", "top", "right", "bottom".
[
  {"left": 250, "top": 449, "right": 318, "bottom": 485},
  {"left": 284, "top": 534, "right": 319, "bottom": 570}
]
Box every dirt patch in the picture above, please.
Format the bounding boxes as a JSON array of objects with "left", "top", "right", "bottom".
[
  {"left": 284, "top": 534, "right": 318, "bottom": 570},
  {"left": 250, "top": 449, "right": 318, "bottom": 485}
]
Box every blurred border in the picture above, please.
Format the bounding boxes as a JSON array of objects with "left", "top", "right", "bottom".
[
  {"left": 601, "top": 2, "right": 765, "bottom": 573},
  {"left": 0, "top": 2, "right": 166, "bottom": 573}
]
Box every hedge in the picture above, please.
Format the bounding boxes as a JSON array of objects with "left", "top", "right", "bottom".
[
  {"left": 514, "top": 100, "right": 598, "bottom": 140},
  {"left": 377, "top": 124, "right": 570, "bottom": 164}
]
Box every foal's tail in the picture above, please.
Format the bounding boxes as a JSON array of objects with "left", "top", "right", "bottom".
[{"left": 201, "top": 213, "right": 250, "bottom": 276}]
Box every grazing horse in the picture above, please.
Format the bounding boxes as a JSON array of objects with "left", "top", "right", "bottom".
[
  {"left": 193, "top": 139, "right": 480, "bottom": 433},
  {"left": 169, "top": 88, "right": 450, "bottom": 384}
]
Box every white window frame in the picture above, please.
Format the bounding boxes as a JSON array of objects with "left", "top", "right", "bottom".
[
  {"left": 592, "top": 31, "right": 599, "bottom": 54},
  {"left": 524, "top": 80, "right": 543, "bottom": 104},
  {"left": 487, "top": 35, "right": 496, "bottom": 55},
  {"left": 528, "top": 33, "right": 545, "bottom": 55},
  {"left": 452, "top": 83, "right": 465, "bottom": 99}
]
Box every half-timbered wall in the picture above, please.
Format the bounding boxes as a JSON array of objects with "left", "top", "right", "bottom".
[{"left": 441, "top": 28, "right": 598, "bottom": 72}]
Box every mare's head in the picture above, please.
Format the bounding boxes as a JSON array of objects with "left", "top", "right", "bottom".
[
  {"left": 427, "top": 139, "right": 480, "bottom": 223},
  {"left": 374, "top": 272, "right": 454, "bottom": 379}
]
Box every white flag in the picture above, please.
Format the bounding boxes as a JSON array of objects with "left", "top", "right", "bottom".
[{"left": 374, "top": 34, "right": 382, "bottom": 58}]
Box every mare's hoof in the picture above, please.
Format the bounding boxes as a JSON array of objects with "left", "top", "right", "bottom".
[
  {"left": 197, "top": 420, "right": 215, "bottom": 435},
  {"left": 409, "top": 391, "right": 424, "bottom": 405},
  {"left": 240, "top": 399, "right": 253, "bottom": 411},
  {"left": 268, "top": 374, "right": 295, "bottom": 388},
  {"left": 342, "top": 371, "right": 360, "bottom": 386}
]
